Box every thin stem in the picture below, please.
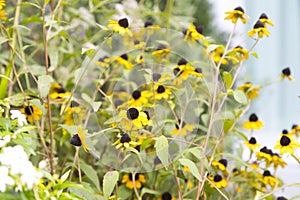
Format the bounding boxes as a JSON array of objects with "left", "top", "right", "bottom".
[{"left": 132, "top": 172, "right": 141, "bottom": 200}]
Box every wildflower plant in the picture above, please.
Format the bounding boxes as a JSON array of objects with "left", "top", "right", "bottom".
[{"left": 0, "top": 1, "right": 298, "bottom": 200}]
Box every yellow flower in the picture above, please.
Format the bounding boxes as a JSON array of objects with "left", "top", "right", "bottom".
[
  {"left": 122, "top": 173, "right": 146, "bottom": 189},
  {"left": 119, "top": 107, "right": 151, "bottom": 130},
  {"left": 243, "top": 113, "right": 264, "bottom": 130},
  {"left": 248, "top": 21, "right": 270, "bottom": 38},
  {"left": 152, "top": 44, "right": 171, "bottom": 57},
  {"left": 244, "top": 137, "right": 260, "bottom": 151},
  {"left": 272, "top": 153, "right": 286, "bottom": 169},
  {"left": 208, "top": 174, "right": 227, "bottom": 188},
  {"left": 95, "top": 56, "right": 113, "bottom": 68},
  {"left": 108, "top": 18, "right": 132, "bottom": 36},
  {"left": 250, "top": 162, "right": 260, "bottom": 170},
  {"left": 213, "top": 46, "right": 229, "bottom": 65},
  {"left": 170, "top": 120, "right": 194, "bottom": 136},
  {"left": 261, "top": 170, "right": 278, "bottom": 188},
  {"left": 157, "top": 192, "right": 176, "bottom": 200},
  {"left": 0, "top": 0, "right": 5, "bottom": 9},
  {"left": 113, "top": 133, "right": 139, "bottom": 150},
  {"left": 70, "top": 125, "right": 89, "bottom": 152},
  {"left": 274, "top": 135, "right": 300, "bottom": 155},
  {"left": 238, "top": 82, "right": 260, "bottom": 100},
  {"left": 143, "top": 20, "right": 160, "bottom": 35},
  {"left": 0, "top": 9, "right": 7, "bottom": 21},
  {"left": 212, "top": 159, "right": 228, "bottom": 171},
  {"left": 224, "top": 6, "right": 249, "bottom": 24},
  {"left": 291, "top": 124, "right": 300, "bottom": 137},
  {"left": 49, "top": 83, "right": 71, "bottom": 100},
  {"left": 128, "top": 90, "right": 152, "bottom": 107},
  {"left": 20, "top": 105, "right": 42, "bottom": 123},
  {"left": 256, "top": 146, "right": 273, "bottom": 167},
  {"left": 63, "top": 101, "right": 85, "bottom": 126},
  {"left": 116, "top": 54, "right": 134, "bottom": 70},
  {"left": 154, "top": 84, "right": 172, "bottom": 100},
  {"left": 183, "top": 22, "right": 204, "bottom": 44},
  {"left": 259, "top": 13, "right": 274, "bottom": 27},
  {"left": 228, "top": 46, "right": 249, "bottom": 64},
  {"left": 281, "top": 67, "right": 295, "bottom": 81}
]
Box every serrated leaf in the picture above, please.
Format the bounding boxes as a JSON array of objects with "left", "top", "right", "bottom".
[
  {"left": 222, "top": 71, "right": 232, "bottom": 89},
  {"left": 103, "top": 171, "right": 119, "bottom": 199},
  {"left": 38, "top": 75, "right": 53, "bottom": 98},
  {"left": 233, "top": 90, "right": 248, "bottom": 104},
  {"left": 80, "top": 161, "right": 100, "bottom": 191},
  {"left": 155, "top": 135, "right": 169, "bottom": 167},
  {"left": 179, "top": 158, "right": 201, "bottom": 181}
]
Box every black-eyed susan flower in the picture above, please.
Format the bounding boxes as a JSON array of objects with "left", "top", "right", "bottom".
[
  {"left": 183, "top": 22, "right": 204, "bottom": 44},
  {"left": 256, "top": 146, "right": 273, "bottom": 167},
  {"left": 0, "top": 0, "right": 5, "bottom": 9},
  {"left": 0, "top": 9, "right": 7, "bottom": 21},
  {"left": 229, "top": 46, "right": 249, "bottom": 63},
  {"left": 158, "top": 192, "right": 176, "bottom": 200},
  {"left": 144, "top": 20, "right": 160, "bottom": 29},
  {"left": 208, "top": 174, "right": 227, "bottom": 188},
  {"left": 250, "top": 161, "right": 260, "bottom": 170},
  {"left": 291, "top": 124, "right": 300, "bottom": 137},
  {"left": 49, "top": 83, "right": 71, "bottom": 100},
  {"left": 119, "top": 107, "right": 151, "bottom": 130},
  {"left": 243, "top": 113, "right": 264, "bottom": 130},
  {"left": 95, "top": 56, "right": 113, "bottom": 68},
  {"left": 116, "top": 53, "right": 134, "bottom": 70},
  {"left": 152, "top": 44, "right": 171, "bottom": 57},
  {"left": 274, "top": 135, "right": 300, "bottom": 155},
  {"left": 152, "top": 73, "right": 162, "bottom": 82},
  {"left": 244, "top": 137, "right": 260, "bottom": 151},
  {"left": 154, "top": 84, "right": 172, "bottom": 100},
  {"left": 63, "top": 101, "right": 85, "bottom": 127},
  {"left": 248, "top": 20, "right": 270, "bottom": 38},
  {"left": 170, "top": 120, "right": 194, "bottom": 136},
  {"left": 213, "top": 46, "right": 229, "bottom": 65},
  {"left": 261, "top": 170, "right": 277, "bottom": 188},
  {"left": 281, "top": 67, "right": 295, "bottom": 81},
  {"left": 224, "top": 6, "right": 249, "bottom": 24},
  {"left": 212, "top": 158, "right": 228, "bottom": 172},
  {"left": 272, "top": 153, "right": 286, "bottom": 169},
  {"left": 259, "top": 13, "right": 274, "bottom": 27},
  {"left": 238, "top": 82, "right": 260, "bottom": 100},
  {"left": 279, "top": 129, "right": 293, "bottom": 138},
  {"left": 108, "top": 18, "right": 132, "bottom": 36},
  {"left": 277, "top": 196, "right": 288, "bottom": 200},
  {"left": 128, "top": 89, "right": 152, "bottom": 107},
  {"left": 20, "top": 105, "right": 42, "bottom": 123},
  {"left": 70, "top": 126, "right": 89, "bottom": 152},
  {"left": 121, "top": 173, "right": 146, "bottom": 189},
  {"left": 113, "top": 133, "right": 139, "bottom": 149}
]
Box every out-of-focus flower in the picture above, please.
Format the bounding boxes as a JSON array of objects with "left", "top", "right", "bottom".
[
  {"left": 10, "top": 110, "right": 28, "bottom": 126},
  {"left": 116, "top": 54, "right": 134, "bottom": 70},
  {"left": 49, "top": 83, "right": 71, "bottom": 100},
  {"left": 261, "top": 170, "right": 277, "bottom": 188},
  {"left": 183, "top": 22, "right": 204, "bottom": 44},
  {"left": 208, "top": 174, "right": 227, "bottom": 188},
  {"left": 243, "top": 113, "right": 264, "bottom": 130},
  {"left": 0, "top": 135, "right": 10, "bottom": 148},
  {"left": 244, "top": 137, "right": 260, "bottom": 151},
  {"left": 158, "top": 192, "right": 176, "bottom": 200},
  {"left": 274, "top": 135, "right": 300, "bottom": 155},
  {"left": 248, "top": 20, "right": 270, "bottom": 38},
  {"left": 170, "top": 120, "right": 194, "bottom": 136},
  {"left": 259, "top": 13, "right": 274, "bottom": 27},
  {"left": 0, "top": 9, "right": 7, "bottom": 21},
  {"left": 238, "top": 82, "right": 260, "bottom": 100},
  {"left": 70, "top": 126, "right": 89, "bottom": 152},
  {"left": 113, "top": 133, "right": 139, "bottom": 149},
  {"left": 20, "top": 105, "right": 42, "bottom": 123},
  {"left": 152, "top": 44, "right": 171, "bottom": 58},
  {"left": 212, "top": 159, "right": 228, "bottom": 172},
  {"left": 0, "top": 166, "right": 14, "bottom": 192},
  {"left": 256, "top": 146, "right": 273, "bottom": 167},
  {"left": 224, "top": 6, "right": 249, "bottom": 24},
  {"left": 119, "top": 107, "right": 151, "bottom": 130},
  {"left": 121, "top": 173, "right": 146, "bottom": 189},
  {"left": 108, "top": 18, "right": 132, "bottom": 36},
  {"left": 128, "top": 89, "right": 152, "bottom": 107},
  {"left": 281, "top": 67, "right": 295, "bottom": 81},
  {"left": 154, "top": 84, "right": 172, "bottom": 100}
]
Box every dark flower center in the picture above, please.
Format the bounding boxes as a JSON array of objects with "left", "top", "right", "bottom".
[
  {"left": 175, "top": 120, "right": 186, "bottom": 129},
  {"left": 135, "top": 145, "right": 140, "bottom": 152},
  {"left": 114, "top": 99, "right": 123, "bottom": 108},
  {"left": 292, "top": 124, "right": 298, "bottom": 129},
  {"left": 195, "top": 67, "right": 202, "bottom": 73},
  {"left": 24, "top": 106, "right": 34, "bottom": 115},
  {"left": 219, "top": 159, "right": 228, "bottom": 167},
  {"left": 132, "top": 90, "right": 141, "bottom": 100},
  {"left": 127, "top": 108, "right": 139, "bottom": 120},
  {"left": 260, "top": 146, "right": 273, "bottom": 155},
  {"left": 118, "top": 18, "right": 129, "bottom": 28},
  {"left": 263, "top": 170, "right": 271, "bottom": 177},
  {"left": 143, "top": 111, "right": 150, "bottom": 120},
  {"left": 144, "top": 20, "right": 153, "bottom": 27},
  {"left": 249, "top": 113, "right": 258, "bottom": 122},
  {"left": 254, "top": 21, "right": 265, "bottom": 29},
  {"left": 99, "top": 56, "right": 108, "bottom": 62},
  {"left": 56, "top": 87, "right": 66, "bottom": 93},
  {"left": 282, "top": 129, "right": 288, "bottom": 134},
  {"left": 277, "top": 196, "right": 288, "bottom": 200},
  {"left": 178, "top": 58, "right": 187, "bottom": 65},
  {"left": 234, "top": 6, "right": 244, "bottom": 13},
  {"left": 70, "top": 134, "right": 82, "bottom": 146},
  {"left": 134, "top": 40, "right": 140, "bottom": 45},
  {"left": 120, "top": 54, "right": 128, "bottom": 60},
  {"left": 157, "top": 44, "right": 167, "bottom": 50},
  {"left": 157, "top": 85, "right": 166, "bottom": 93},
  {"left": 259, "top": 13, "right": 268, "bottom": 19},
  {"left": 162, "top": 192, "right": 172, "bottom": 200},
  {"left": 120, "top": 133, "right": 131, "bottom": 143},
  {"left": 71, "top": 101, "right": 80, "bottom": 107},
  {"left": 129, "top": 173, "right": 140, "bottom": 181},
  {"left": 249, "top": 137, "right": 257, "bottom": 144},
  {"left": 213, "top": 174, "right": 222, "bottom": 182},
  {"left": 280, "top": 136, "right": 291, "bottom": 146},
  {"left": 173, "top": 67, "right": 181, "bottom": 76},
  {"left": 282, "top": 67, "right": 291, "bottom": 76},
  {"left": 152, "top": 73, "right": 161, "bottom": 81},
  {"left": 196, "top": 26, "right": 204, "bottom": 34}
]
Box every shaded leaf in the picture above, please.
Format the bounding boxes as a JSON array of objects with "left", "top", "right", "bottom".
[
  {"left": 155, "top": 135, "right": 169, "bottom": 167},
  {"left": 179, "top": 158, "right": 201, "bottom": 181},
  {"left": 103, "top": 171, "right": 119, "bottom": 199}
]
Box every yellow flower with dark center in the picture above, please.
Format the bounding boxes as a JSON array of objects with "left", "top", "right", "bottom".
[
  {"left": 49, "top": 83, "right": 71, "bottom": 100},
  {"left": 244, "top": 137, "right": 260, "bottom": 151},
  {"left": 248, "top": 20, "right": 270, "bottom": 38},
  {"left": 0, "top": 9, "right": 7, "bottom": 21},
  {"left": 143, "top": 20, "right": 160, "bottom": 35},
  {"left": 119, "top": 107, "right": 150, "bottom": 130},
  {"left": 157, "top": 192, "right": 176, "bottom": 200},
  {"left": 279, "top": 129, "right": 293, "bottom": 139},
  {"left": 170, "top": 120, "right": 194, "bottom": 136},
  {"left": 208, "top": 174, "right": 227, "bottom": 188},
  {"left": 152, "top": 44, "right": 171, "bottom": 57},
  {"left": 108, "top": 18, "right": 132, "bottom": 36},
  {"left": 63, "top": 101, "right": 85, "bottom": 126},
  {"left": 154, "top": 84, "right": 172, "bottom": 100},
  {"left": 224, "top": 6, "right": 249, "bottom": 24},
  {"left": 243, "top": 113, "right": 264, "bottom": 130},
  {"left": 133, "top": 40, "right": 146, "bottom": 49},
  {"left": 281, "top": 67, "right": 295, "bottom": 81},
  {"left": 113, "top": 133, "right": 139, "bottom": 149},
  {"left": 256, "top": 146, "right": 273, "bottom": 167},
  {"left": 272, "top": 153, "right": 286, "bottom": 169},
  {"left": 0, "top": 0, "right": 5, "bottom": 9},
  {"left": 134, "top": 55, "right": 144, "bottom": 64},
  {"left": 259, "top": 13, "right": 274, "bottom": 27},
  {"left": 70, "top": 125, "right": 89, "bottom": 152},
  {"left": 20, "top": 105, "right": 42, "bottom": 123},
  {"left": 229, "top": 46, "right": 249, "bottom": 63},
  {"left": 212, "top": 158, "right": 228, "bottom": 171},
  {"left": 183, "top": 22, "right": 204, "bottom": 44},
  {"left": 213, "top": 46, "right": 229, "bottom": 65},
  {"left": 95, "top": 56, "right": 113, "bottom": 68},
  {"left": 173, "top": 58, "right": 204, "bottom": 84},
  {"left": 116, "top": 53, "right": 134, "bottom": 70},
  {"left": 274, "top": 135, "right": 300, "bottom": 155},
  {"left": 261, "top": 170, "right": 277, "bottom": 188},
  {"left": 238, "top": 82, "right": 260, "bottom": 100},
  {"left": 122, "top": 173, "right": 146, "bottom": 189},
  {"left": 128, "top": 89, "right": 152, "bottom": 107},
  {"left": 291, "top": 124, "right": 300, "bottom": 137},
  {"left": 250, "top": 162, "right": 260, "bottom": 170}
]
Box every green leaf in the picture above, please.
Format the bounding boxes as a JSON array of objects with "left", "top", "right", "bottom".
[
  {"left": 223, "top": 119, "right": 234, "bottom": 134},
  {"left": 38, "top": 75, "right": 53, "bottom": 98},
  {"left": 80, "top": 161, "right": 100, "bottom": 191},
  {"left": 222, "top": 71, "right": 232, "bottom": 89},
  {"left": 61, "top": 170, "right": 71, "bottom": 183},
  {"left": 179, "top": 158, "right": 202, "bottom": 181},
  {"left": 233, "top": 90, "right": 248, "bottom": 104},
  {"left": 206, "top": 44, "right": 221, "bottom": 54},
  {"left": 155, "top": 135, "right": 169, "bottom": 167},
  {"left": 103, "top": 171, "right": 119, "bottom": 199},
  {"left": 0, "top": 36, "right": 8, "bottom": 45},
  {"left": 141, "top": 187, "right": 160, "bottom": 197}
]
